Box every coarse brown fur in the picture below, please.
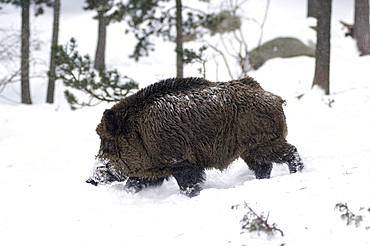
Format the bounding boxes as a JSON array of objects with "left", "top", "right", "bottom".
[{"left": 94, "top": 76, "right": 303, "bottom": 196}]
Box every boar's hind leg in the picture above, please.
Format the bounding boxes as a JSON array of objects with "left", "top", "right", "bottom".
[
  {"left": 277, "top": 142, "right": 304, "bottom": 174},
  {"left": 241, "top": 140, "right": 303, "bottom": 178},
  {"left": 124, "top": 177, "right": 165, "bottom": 193},
  {"left": 171, "top": 161, "right": 205, "bottom": 197},
  {"left": 240, "top": 152, "right": 273, "bottom": 179}
]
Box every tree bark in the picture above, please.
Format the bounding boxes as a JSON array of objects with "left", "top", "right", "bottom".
[
  {"left": 354, "top": 0, "right": 370, "bottom": 55},
  {"left": 312, "top": 0, "right": 331, "bottom": 95},
  {"left": 94, "top": 12, "right": 107, "bottom": 71},
  {"left": 46, "top": 0, "right": 60, "bottom": 103},
  {"left": 21, "top": 0, "right": 32, "bottom": 104},
  {"left": 307, "top": 0, "right": 319, "bottom": 18},
  {"left": 175, "top": 0, "right": 184, "bottom": 78}
]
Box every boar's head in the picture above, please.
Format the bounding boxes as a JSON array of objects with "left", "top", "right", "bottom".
[
  {"left": 96, "top": 106, "right": 150, "bottom": 178},
  {"left": 96, "top": 109, "right": 126, "bottom": 160}
]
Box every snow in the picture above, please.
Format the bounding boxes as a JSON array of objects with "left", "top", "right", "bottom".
[{"left": 1, "top": 0, "right": 370, "bottom": 245}]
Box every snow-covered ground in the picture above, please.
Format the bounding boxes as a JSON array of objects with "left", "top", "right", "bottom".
[{"left": 1, "top": 0, "right": 370, "bottom": 245}]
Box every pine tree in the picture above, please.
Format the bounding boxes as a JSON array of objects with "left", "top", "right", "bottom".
[
  {"left": 312, "top": 0, "right": 331, "bottom": 95},
  {"left": 20, "top": 0, "right": 32, "bottom": 104},
  {"left": 54, "top": 38, "right": 138, "bottom": 110},
  {"left": 0, "top": 0, "right": 52, "bottom": 104},
  {"left": 307, "top": 0, "right": 319, "bottom": 18},
  {"left": 354, "top": 0, "right": 370, "bottom": 55},
  {"left": 175, "top": 0, "right": 183, "bottom": 78},
  {"left": 122, "top": 0, "right": 213, "bottom": 78},
  {"left": 46, "top": 0, "right": 61, "bottom": 103},
  {"left": 84, "top": 0, "right": 125, "bottom": 71}
]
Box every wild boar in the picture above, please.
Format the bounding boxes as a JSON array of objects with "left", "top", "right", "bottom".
[{"left": 89, "top": 76, "right": 303, "bottom": 197}]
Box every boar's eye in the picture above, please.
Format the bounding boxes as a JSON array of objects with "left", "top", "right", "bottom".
[{"left": 103, "top": 109, "right": 119, "bottom": 135}]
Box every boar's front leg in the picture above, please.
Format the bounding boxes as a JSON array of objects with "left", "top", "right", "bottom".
[
  {"left": 124, "top": 177, "right": 165, "bottom": 193},
  {"left": 171, "top": 161, "right": 205, "bottom": 197}
]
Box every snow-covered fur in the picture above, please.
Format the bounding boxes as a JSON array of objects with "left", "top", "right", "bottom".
[{"left": 93, "top": 76, "right": 303, "bottom": 196}]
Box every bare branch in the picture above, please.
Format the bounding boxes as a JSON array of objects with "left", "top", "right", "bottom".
[
  {"left": 232, "top": 202, "right": 284, "bottom": 237},
  {"left": 258, "top": 0, "right": 271, "bottom": 47},
  {"left": 207, "top": 42, "right": 235, "bottom": 80},
  {"left": 0, "top": 70, "right": 20, "bottom": 94},
  {"left": 220, "top": 34, "right": 239, "bottom": 59}
]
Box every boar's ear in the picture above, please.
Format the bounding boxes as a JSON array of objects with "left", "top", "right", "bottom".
[{"left": 103, "top": 109, "right": 119, "bottom": 135}]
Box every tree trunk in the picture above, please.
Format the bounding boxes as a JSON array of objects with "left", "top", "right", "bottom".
[
  {"left": 46, "top": 0, "right": 60, "bottom": 104},
  {"left": 307, "top": 0, "right": 319, "bottom": 18},
  {"left": 21, "top": 0, "right": 32, "bottom": 104},
  {"left": 175, "top": 0, "right": 184, "bottom": 78},
  {"left": 94, "top": 12, "right": 107, "bottom": 71},
  {"left": 354, "top": 0, "right": 370, "bottom": 55},
  {"left": 312, "top": 0, "right": 331, "bottom": 95}
]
